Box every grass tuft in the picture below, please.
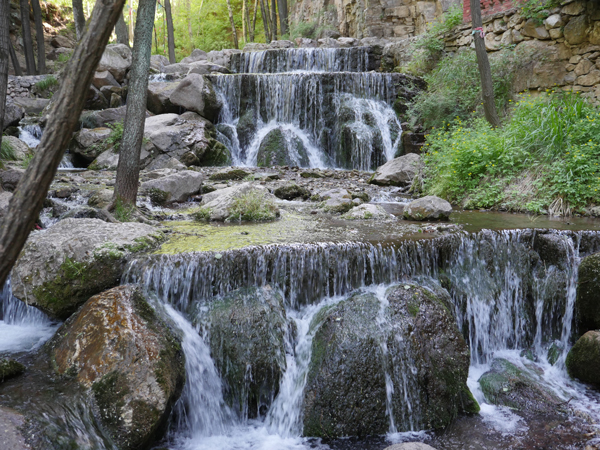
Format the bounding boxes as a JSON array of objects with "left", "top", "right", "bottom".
[{"left": 227, "top": 190, "right": 279, "bottom": 222}]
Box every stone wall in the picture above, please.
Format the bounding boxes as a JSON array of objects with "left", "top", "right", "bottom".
[
  {"left": 289, "top": 0, "right": 461, "bottom": 40},
  {"left": 463, "top": 0, "right": 515, "bottom": 23}
]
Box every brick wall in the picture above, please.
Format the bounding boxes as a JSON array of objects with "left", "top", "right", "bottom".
[{"left": 463, "top": 0, "right": 516, "bottom": 22}]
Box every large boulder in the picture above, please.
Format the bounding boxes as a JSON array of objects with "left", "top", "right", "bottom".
[
  {"left": 566, "top": 330, "right": 600, "bottom": 386},
  {"left": 576, "top": 252, "right": 600, "bottom": 332},
  {"left": 564, "top": 14, "right": 589, "bottom": 45},
  {"left": 273, "top": 183, "right": 311, "bottom": 200},
  {"left": 404, "top": 196, "right": 452, "bottom": 221},
  {"left": 341, "top": 203, "right": 392, "bottom": 220},
  {"left": 479, "top": 358, "right": 563, "bottom": 414},
  {"left": 169, "top": 73, "right": 222, "bottom": 122},
  {"left": 200, "top": 183, "right": 279, "bottom": 221},
  {"left": 180, "top": 49, "right": 208, "bottom": 64},
  {"left": 97, "top": 44, "right": 132, "bottom": 82},
  {"left": 140, "top": 169, "right": 204, "bottom": 203},
  {"left": 256, "top": 127, "right": 309, "bottom": 167},
  {"left": 0, "top": 191, "right": 12, "bottom": 222},
  {"left": 10, "top": 219, "right": 164, "bottom": 320},
  {"left": 369, "top": 153, "right": 421, "bottom": 187},
  {"left": 209, "top": 286, "right": 288, "bottom": 418},
  {"left": 2, "top": 101, "right": 24, "bottom": 130},
  {"left": 12, "top": 97, "right": 50, "bottom": 115},
  {"left": 147, "top": 82, "right": 180, "bottom": 115},
  {"left": 319, "top": 188, "right": 354, "bottom": 214},
  {"left": 80, "top": 106, "right": 138, "bottom": 129},
  {"left": 2, "top": 136, "right": 30, "bottom": 161},
  {"left": 50, "top": 285, "right": 185, "bottom": 450},
  {"left": 150, "top": 54, "right": 170, "bottom": 72},
  {"left": 0, "top": 169, "right": 24, "bottom": 191},
  {"left": 71, "top": 127, "right": 113, "bottom": 163},
  {"left": 303, "top": 283, "right": 474, "bottom": 438}
]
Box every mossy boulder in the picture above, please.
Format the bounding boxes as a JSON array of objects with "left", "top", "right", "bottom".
[
  {"left": 479, "top": 358, "right": 563, "bottom": 414},
  {"left": 576, "top": 252, "right": 600, "bottom": 332},
  {"left": 273, "top": 183, "right": 311, "bottom": 200},
  {"left": 566, "top": 330, "right": 600, "bottom": 387},
  {"left": 10, "top": 219, "right": 164, "bottom": 320},
  {"left": 303, "top": 283, "right": 473, "bottom": 438},
  {"left": 208, "top": 286, "right": 288, "bottom": 418},
  {"left": 256, "top": 128, "right": 309, "bottom": 167},
  {"left": 209, "top": 167, "right": 250, "bottom": 181},
  {"left": 49, "top": 285, "right": 185, "bottom": 450},
  {"left": 0, "top": 359, "right": 25, "bottom": 383}
]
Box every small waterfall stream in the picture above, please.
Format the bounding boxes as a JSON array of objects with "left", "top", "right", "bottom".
[
  {"left": 211, "top": 47, "right": 404, "bottom": 170},
  {"left": 17, "top": 123, "right": 75, "bottom": 168}
]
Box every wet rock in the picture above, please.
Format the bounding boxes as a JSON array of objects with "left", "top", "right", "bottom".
[
  {"left": 341, "top": 203, "right": 391, "bottom": 220},
  {"left": 533, "top": 232, "right": 571, "bottom": 269},
  {"left": 256, "top": 127, "right": 309, "bottom": 167},
  {"left": 50, "top": 285, "right": 185, "bottom": 450},
  {"left": 97, "top": 44, "right": 132, "bottom": 82},
  {"left": 273, "top": 183, "right": 311, "bottom": 200},
  {"left": 187, "top": 61, "right": 231, "bottom": 75},
  {"left": 479, "top": 358, "right": 563, "bottom": 414},
  {"left": 369, "top": 153, "right": 421, "bottom": 187},
  {"left": 404, "top": 196, "right": 452, "bottom": 221},
  {"left": 10, "top": 219, "right": 164, "bottom": 320},
  {"left": 0, "top": 168, "right": 24, "bottom": 191},
  {"left": 71, "top": 127, "right": 113, "bottom": 163},
  {"left": 384, "top": 444, "right": 439, "bottom": 450},
  {"left": 169, "top": 73, "right": 221, "bottom": 122},
  {"left": 209, "top": 167, "right": 250, "bottom": 181},
  {"left": 0, "top": 407, "right": 30, "bottom": 450},
  {"left": 140, "top": 170, "right": 204, "bottom": 203},
  {"left": 200, "top": 183, "right": 279, "bottom": 221},
  {"left": 0, "top": 359, "right": 25, "bottom": 383},
  {"left": 320, "top": 188, "right": 354, "bottom": 214},
  {"left": 576, "top": 252, "right": 600, "bottom": 332},
  {"left": 566, "top": 330, "right": 600, "bottom": 386},
  {"left": 209, "top": 286, "right": 288, "bottom": 418},
  {"left": 303, "top": 283, "right": 473, "bottom": 438}
]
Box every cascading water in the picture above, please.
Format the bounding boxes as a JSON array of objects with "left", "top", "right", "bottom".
[
  {"left": 211, "top": 47, "right": 404, "bottom": 170},
  {"left": 17, "top": 123, "right": 75, "bottom": 168},
  {"left": 122, "top": 229, "right": 600, "bottom": 449}
]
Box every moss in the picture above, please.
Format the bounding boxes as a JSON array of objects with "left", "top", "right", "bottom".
[
  {"left": 273, "top": 184, "right": 311, "bottom": 201},
  {"left": 148, "top": 188, "right": 170, "bottom": 206},
  {"left": 460, "top": 386, "right": 480, "bottom": 414},
  {"left": 566, "top": 331, "right": 600, "bottom": 386},
  {"left": 301, "top": 171, "right": 325, "bottom": 178},
  {"left": 92, "top": 371, "right": 129, "bottom": 429},
  {"left": 351, "top": 192, "right": 370, "bottom": 202},
  {"left": 323, "top": 201, "right": 354, "bottom": 214},
  {"left": 209, "top": 168, "right": 250, "bottom": 181},
  {"left": 202, "top": 140, "right": 232, "bottom": 166},
  {"left": 191, "top": 206, "right": 211, "bottom": 222},
  {"left": 0, "top": 359, "right": 25, "bottom": 382}
]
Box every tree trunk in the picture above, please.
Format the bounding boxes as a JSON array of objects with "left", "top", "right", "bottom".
[
  {"left": 31, "top": 0, "right": 45, "bottom": 74},
  {"left": 72, "top": 0, "right": 86, "bottom": 40},
  {"left": 8, "top": 39, "right": 23, "bottom": 76},
  {"left": 154, "top": 23, "right": 158, "bottom": 53},
  {"left": 470, "top": 0, "right": 500, "bottom": 128},
  {"left": 242, "top": 0, "right": 248, "bottom": 45},
  {"left": 0, "top": 0, "right": 10, "bottom": 143},
  {"left": 115, "top": 11, "right": 130, "bottom": 46},
  {"left": 260, "top": 0, "right": 271, "bottom": 42},
  {"left": 164, "top": 0, "right": 176, "bottom": 63},
  {"left": 186, "top": 0, "right": 193, "bottom": 47},
  {"left": 0, "top": 0, "right": 127, "bottom": 288},
  {"left": 271, "top": 0, "right": 277, "bottom": 40},
  {"left": 20, "top": 0, "right": 36, "bottom": 75},
  {"left": 226, "top": 0, "right": 239, "bottom": 49},
  {"left": 277, "top": 0, "right": 287, "bottom": 36},
  {"left": 112, "top": 0, "right": 157, "bottom": 207},
  {"left": 251, "top": 0, "right": 258, "bottom": 42}
]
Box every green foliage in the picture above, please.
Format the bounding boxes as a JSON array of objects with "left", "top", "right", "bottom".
[
  {"left": 192, "top": 206, "right": 212, "bottom": 222},
  {"left": 517, "top": 0, "right": 560, "bottom": 23},
  {"left": 0, "top": 139, "right": 16, "bottom": 168},
  {"left": 113, "top": 197, "right": 135, "bottom": 222},
  {"left": 421, "top": 91, "right": 600, "bottom": 215},
  {"left": 88, "top": 122, "right": 124, "bottom": 156},
  {"left": 20, "top": 153, "right": 34, "bottom": 169},
  {"left": 409, "top": 49, "right": 517, "bottom": 130},
  {"left": 34, "top": 75, "right": 59, "bottom": 92},
  {"left": 227, "top": 190, "right": 279, "bottom": 221},
  {"left": 287, "top": 20, "right": 318, "bottom": 40}
]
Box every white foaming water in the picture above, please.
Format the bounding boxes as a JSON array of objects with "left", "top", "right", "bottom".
[
  {"left": 0, "top": 279, "right": 58, "bottom": 353},
  {"left": 18, "top": 124, "right": 75, "bottom": 168}
]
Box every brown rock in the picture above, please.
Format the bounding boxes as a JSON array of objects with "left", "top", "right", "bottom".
[
  {"left": 577, "top": 70, "right": 600, "bottom": 86},
  {"left": 575, "top": 58, "right": 595, "bottom": 76},
  {"left": 521, "top": 19, "right": 551, "bottom": 39},
  {"left": 51, "top": 35, "right": 73, "bottom": 48},
  {"left": 564, "top": 15, "right": 589, "bottom": 45}
]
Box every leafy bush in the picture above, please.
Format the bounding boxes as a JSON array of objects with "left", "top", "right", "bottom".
[
  {"left": 227, "top": 190, "right": 279, "bottom": 221},
  {"left": 192, "top": 206, "right": 211, "bottom": 222},
  {"left": 409, "top": 49, "right": 517, "bottom": 130},
  {"left": 421, "top": 91, "right": 600, "bottom": 215},
  {"left": 517, "top": 0, "right": 560, "bottom": 23},
  {"left": 34, "top": 76, "right": 59, "bottom": 93},
  {"left": 0, "top": 139, "right": 17, "bottom": 169}
]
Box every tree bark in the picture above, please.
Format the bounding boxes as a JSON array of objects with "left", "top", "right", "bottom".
[
  {"left": 164, "top": 0, "right": 176, "bottom": 63},
  {"left": 226, "top": 0, "right": 239, "bottom": 49},
  {"left": 470, "top": 0, "right": 500, "bottom": 128},
  {"left": 20, "top": 0, "right": 36, "bottom": 75},
  {"left": 31, "top": 0, "right": 45, "bottom": 74},
  {"left": 186, "top": 0, "right": 193, "bottom": 47},
  {"left": 271, "top": 0, "right": 277, "bottom": 40},
  {"left": 115, "top": 11, "right": 130, "bottom": 46},
  {"left": 277, "top": 0, "right": 287, "bottom": 36},
  {"left": 242, "top": 0, "right": 248, "bottom": 45},
  {"left": 251, "top": 0, "right": 258, "bottom": 42},
  {"left": 0, "top": 0, "right": 10, "bottom": 142},
  {"left": 0, "top": 0, "right": 127, "bottom": 288},
  {"left": 8, "top": 39, "right": 23, "bottom": 76},
  {"left": 112, "top": 0, "right": 157, "bottom": 207},
  {"left": 260, "top": 0, "right": 271, "bottom": 42},
  {"left": 72, "top": 0, "right": 86, "bottom": 40}
]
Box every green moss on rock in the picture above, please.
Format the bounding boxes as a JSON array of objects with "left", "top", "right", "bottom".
[
  {"left": 576, "top": 252, "right": 600, "bottom": 332},
  {"left": 566, "top": 330, "right": 600, "bottom": 387},
  {"left": 0, "top": 359, "right": 25, "bottom": 383},
  {"left": 273, "top": 184, "right": 311, "bottom": 201}
]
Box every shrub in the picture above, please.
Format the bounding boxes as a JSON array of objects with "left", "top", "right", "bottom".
[
  {"left": 0, "top": 139, "right": 16, "bottom": 162},
  {"left": 191, "top": 207, "right": 211, "bottom": 222},
  {"left": 34, "top": 76, "right": 59, "bottom": 93},
  {"left": 421, "top": 91, "right": 600, "bottom": 215},
  {"left": 517, "top": 0, "right": 560, "bottom": 23},
  {"left": 227, "top": 190, "right": 279, "bottom": 222}
]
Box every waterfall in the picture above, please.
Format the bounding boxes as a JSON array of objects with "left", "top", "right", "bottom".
[
  {"left": 17, "top": 123, "right": 74, "bottom": 168},
  {"left": 211, "top": 47, "right": 404, "bottom": 170}
]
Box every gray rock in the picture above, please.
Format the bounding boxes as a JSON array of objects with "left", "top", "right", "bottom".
[
  {"left": 85, "top": 85, "right": 109, "bottom": 110},
  {"left": 71, "top": 127, "right": 113, "bottom": 163},
  {"left": 370, "top": 153, "right": 421, "bottom": 187},
  {"left": 0, "top": 191, "right": 12, "bottom": 222},
  {"left": 10, "top": 219, "right": 164, "bottom": 319},
  {"left": 187, "top": 61, "right": 230, "bottom": 75},
  {"left": 50, "top": 285, "right": 184, "bottom": 450},
  {"left": 97, "top": 44, "right": 132, "bottom": 82},
  {"left": 150, "top": 54, "right": 170, "bottom": 72},
  {"left": 273, "top": 183, "right": 311, "bottom": 200},
  {"left": 57, "top": 206, "right": 112, "bottom": 221},
  {"left": 92, "top": 70, "right": 120, "bottom": 89},
  {"left": 2, "top": 136, "right": 30, "bottom": 161},
  {"left": 295, "top": 38, "right": 318, "bottom": 48},
  {"left": 80, "top": 106, "right": 130, "bottom": 129},
  {"left": 384, "top": 444, "right": 438, "bottom": 450},
  {"left": 0, "top": 407, "right": 29, "bottom": 450},
  {"left": 51, "top": 35, "right": 73, "bottom": 48},
  {"left": 147, "top": 82, "right": 180, "bottom": 115},
  {"left": 575, "top": 252, "right": 600, "bottom": 332},
  {"left": 144, "top": 155, "right": 187, "bottom": 171},
  {"left": 169, "top": 73, "right": 221, "bottom": 122},
  {"left": 140, "top": 169, "right": 204, "bottom": 203},
  {"left": 12, "top": 97, "right": 50, "bottom": 115},
  {"left": 564, "top": 14, "right": 589, "bottom": 45},
  {"left": 201, "top": 182, "right": 278, "bottom": 221},
  {"left": 162, "top": 62, "right": 191, "bottom": 74},
  {"left": 319, "top": 188, "right": 354, "bottom": 214},
  {"left": 208, "top": 167, "right": 251, "bottom": 181},
  {"left": 269, "top": 40, "right": 295, "bottom": 48},
  {"left": 0, "top": 169, "right": 24, "bottom": 191},
  {"left": 87, "top": 189, "right": 114, "bottom": 209},
  {"left": 244, "top": 43, "right": 270, "bottom": 51},
  {"left": 180, "top": 49, "right": 208, "bottom": 64},
  {"left": 404, "top": 196, "right": 452, "bottom": 221},
  {"left": 2, "top": 101, "right": 24, "bottom": 130},
  {"left": 341, "top": 203, "right": 392, "bottom": 220}
]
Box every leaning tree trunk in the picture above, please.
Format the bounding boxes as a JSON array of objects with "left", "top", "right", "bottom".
[
  {"left": 20, "top": 0, "right": 36, "bottom": 75},
  {"left": 8, "top": 39, "right": 22, "bottom": 76},
  {"left": 260, "top": 0, "right": 271, "bottom": 42},
  {"left": 0, "top": 0, "right": 127, "bottom": 288},
  {"left": 470, "top": 0, "right": 500, "bottom": 128},
  {"left": 270, "top": 0, "right": 277, "bottom": 40},
  {"left": 242, "top": 0, "right": 248, "bottom": 44},
  {"left": 164, "top": 0, "right": 176, "bottom": 63},
  {"left": 277, "top": 0, "right": 287, "bottom": 36},
  {"left": 0, "top": 0, "right": 10, "bottom": 142},
  {"left": 115, "top": 11, "right": 130, "bottom": 46},
  {"left": 112, "top": 0, "right": 157, "bottom": 207},
  {"left": 251, "top": 0, "right": 258, "bottom": 42},
  {"left": 31, "top": 0, "right": 45, "bottom": 74},
  {"left": 72, "top": 0, "right": 86, "bottom": 40},
  {"left": 226, "top": 0, "right": 239, "bottom": 49}
]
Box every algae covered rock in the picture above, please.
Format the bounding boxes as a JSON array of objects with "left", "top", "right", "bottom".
[
  {"left": 10, "top": 219, "right": 164, "bottom": 320},
  {"left": 566, "top": 330, "right": 600, "bottom": 386},
  {"left": 576, "top": 252, "right": 600, "bottom": 332},
  {"left": 303, "top": 283, "right": 473, "bottom": 438},
  {"left": 256, "top": 127, "right": 309, "bottom": 167},
  {"left": 0, "top": 359, "right": 25, "bottom": 383},
  {"left": 479, "top": 358, "right": 563, "bottom": 414},
  {"left": 50, "top": 285, "right": 185, "bottom": 450},
  {"left": 201, "top": 183, "right": 280, "bottom": 221},
  {"left": 404, "top": 196, "right": 452, "bottom": 221},
  {"left": 273, "top": 183, "right": 311, "bottom": 200},
  {"left": 209, "top": 286, "right": 288, "bottom": 418}
]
